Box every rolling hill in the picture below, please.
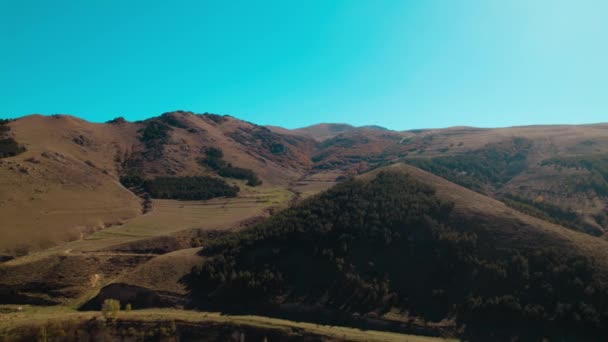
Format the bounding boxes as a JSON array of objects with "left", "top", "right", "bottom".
[
  {"left": 3, "top": 112, "right": 608, "bottom": 340},
  {"left": 269, "top": 123, "right": 389, "bottom": 142},
  {"left": 0, "top": 112, "right": 316, "bottom": 256},
  {"left": 185, "top": 164, "right": 608, "bottom": 341},
  {"left": 293, "top": 123, "right": 608, "bottom": 236},
  {"left": 3, "top": 113, "right": 608, "bottom": 258}
]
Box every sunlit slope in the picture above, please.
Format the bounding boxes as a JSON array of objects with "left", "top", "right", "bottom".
[
  {"left": 0, "top": 115, "right": 141, "bottom": 255},
  {"left": 0, "top": 112, "right": 315, "bottom": 256}
]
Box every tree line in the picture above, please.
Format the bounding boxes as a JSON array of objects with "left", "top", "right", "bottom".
[
  {"left": 121, "top": 174, "right": 239, "bottom": 200},
  {"left": 201, "top": 147, "right": 262, "bottom": 186}
]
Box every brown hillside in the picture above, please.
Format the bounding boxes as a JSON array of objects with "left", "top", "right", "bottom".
[
  {"left": 0, "top": 115, "right": 142, "bottom": 256},
  {"left": 4, "top": 113, "right": 608, "bottom": 257},
  {"left": 270, "top": 123, "right": 388, "bottom": 142},
  {"left": 0, "top": 112, "right": 317, "bottom": 256}
]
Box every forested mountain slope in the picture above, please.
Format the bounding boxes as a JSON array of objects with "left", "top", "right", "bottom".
[{"left": 187, "top": 164, "right": 608, "bottom": 341}]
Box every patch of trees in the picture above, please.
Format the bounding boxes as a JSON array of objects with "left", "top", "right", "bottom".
[
  {"left": 327, "top": 124, "right": 354, "bottom": 132},
  {"left": 270, "top": 143, "right": 286, "bottom": 154},
  {"left": 0, "top": 119, "right": 25, "bottom": 158},
  {"left": 319, "top": 135, "right": 369, "bottom": 149},
  {"left": 187, "top": 171, "right": 608, "bottom": 341},
  {"left": 542, "top": 156, "right": 608, "bottom": 196},
  {"left": 199, "top": 113, "right": 229, "bottom": 124},
  {"left": 159, "top": 113, "right": 188, "bottom": 128},
  {"left": 139, "top": 121, "right": 171, "bottom": 149},
  {"left": 228, "top": 125, "right": 292, "bottom": 157},
  {"left": 0, "top": 119, "right": 13, "bottom": 131},
  {"left": 405, "top": 138, "right": 532, "bottom": 193},
  {"left": 120, "top": 175, "right": 239, "bottom": 200},
  {"left": 137, "top": 120, "right": 173, "bottom": 160},
  {"left": 106, "top": 117, "right": 127, "bottom": 124},
  {"left": 501, "top": 193, "right": 597, "bottom": 235},
  {"left": 0, "top": 138, "right": 25, "bottom": 158},
  {"left": 201, "top": 147, "right": 262, "bottom": 186}
]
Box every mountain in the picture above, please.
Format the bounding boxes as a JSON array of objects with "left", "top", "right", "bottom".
[
  {"left": 3, "top": 113, "right": 608, "bottom": 256},
  {"left": 186, "top": 164, "right": 608, "bottom": 340},
  {"left": 269, "top": 123, "right": 388, "bottom": 142},
  {"left": 3, "top": 112, "right": 608, "bottom": 340},
  {"left": 309, "top": 124, "right": 608, "bottom": 236},
  {"left": 0, "top": 112, "right": 315, "bottom": 256}
]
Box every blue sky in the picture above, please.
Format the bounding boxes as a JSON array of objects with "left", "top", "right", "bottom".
[{"left": 1, "top": 0, "right": 607, "bottom": 130}]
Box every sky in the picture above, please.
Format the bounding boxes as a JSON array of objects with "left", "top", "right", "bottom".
[{"left": 1, "top": 0, "right": 607, "bottom": 130}]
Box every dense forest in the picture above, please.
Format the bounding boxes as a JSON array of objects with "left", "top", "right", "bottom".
[
  {"left": 187, "top": 171, "right": 608, "bottom": 341},
  {"left": 0, "top": 119, "right": 25, "bottom": 158},
  {"left": 120, "top": 175, "right": 239, "bottom": 200},
  {"left": 201, "top": 147, "right": 262, "bottom": 186},
  {"left": 500, "top": 193, "right": 599, "bottom": 236},
  {"left": 404, "top": 138, "right": 532, "bottom": 193},
  {"left": 541, "top": 155, "right": 608, "bottom": 197}
]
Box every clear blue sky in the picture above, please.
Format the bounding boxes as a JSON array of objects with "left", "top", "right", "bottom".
[{"left": 1, "top": 0, "right": 607, "bottom": 130}]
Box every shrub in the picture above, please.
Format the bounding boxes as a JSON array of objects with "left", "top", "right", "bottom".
[
  {"left": 37, "top": 326, "right": 47, "bottom": 342},
  {"left": 270, "top": 143, "right": 286, "bottom": 154},
  {"left": 0, "top": 138, "right": 26, "bottom": 158},
  {"left": 106, "top": 117, "right": 127, "bottom": 124},
  {"left": 101, "top": 298, "right": 120, "bottom": 321}
]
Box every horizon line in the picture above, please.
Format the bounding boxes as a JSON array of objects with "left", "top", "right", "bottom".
[{"left": 4, "top": 111, "right": 608, "bottom": 132}]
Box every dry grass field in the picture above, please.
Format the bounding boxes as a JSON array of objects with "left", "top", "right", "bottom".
[
  {"left": 290, "top": 171, "right": 343, "bottom": 200},
  {"left": 0, "top": 306, "right": 458, "bottom": 342},
  {"left": 0, "top": 183, "right": 296, "bottom": 308}
]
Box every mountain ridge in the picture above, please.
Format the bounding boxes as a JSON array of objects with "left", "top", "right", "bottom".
[{"left": 3, "top": 111, "right": 608, "bottom": 255}]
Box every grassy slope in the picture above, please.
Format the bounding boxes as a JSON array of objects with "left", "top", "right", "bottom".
[
  {"left": 0, "top": 306, "right": 456, "bottom": 342},
  {"left": 0, "top": 115, "right": 142, "bottom": 255},
  {"left": 0, "top": 112, "right": 316, "bottom": 256},
  {"left": 0, "top": 183, "right": 294, "bottom": 307}
]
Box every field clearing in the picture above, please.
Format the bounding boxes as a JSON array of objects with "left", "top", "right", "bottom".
[
  {"left": 88, "top": 185, "right": 292, "bottom": 242},
  {"left": 3, "top": 185, "right": 293, "bottom": 264},
  {"left": 0, "top": 306, "right": 457, "bottom": 342},
  {"left": 291, "top": 171, "right": 342, "bottom": 199}
]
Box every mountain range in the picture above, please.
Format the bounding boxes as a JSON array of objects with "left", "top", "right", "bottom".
[{"left": 2, "top": 111, "right": 608, "bottom": 340}]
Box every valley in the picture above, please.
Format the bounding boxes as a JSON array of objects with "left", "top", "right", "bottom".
[{"left": 2, "top": 112, "right": 608, "bottom": 340}]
